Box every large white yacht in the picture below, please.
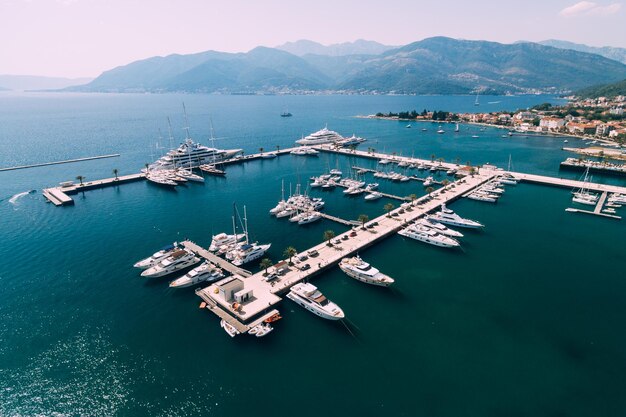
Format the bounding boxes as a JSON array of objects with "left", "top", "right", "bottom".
[
  {"left": 398, "top": 224, "right": 461, "bottom": 248},
  {"left": 339, "top": 256, "right": 394, "bottom": 287},
  {"left": 295, "top": 126, "right": 344, "bottom": 146},
  {"left": 286, "top": 283, "right": 345, "bottom": 320},
  {"left": 231, "top": 243, "right": 272, "bottom": 266},
  {"left": 133, "top": 242, "right": 179, "bottom": 269},
  {"left": 141, "top": 249, "right": 200, "bottom": 278},
  {"left": 150, "top": 138, "right": 242, "bottom": 170},
  {"left": 419, "top": 218, "right": 464, "bottom": 238},
  {"left": 428, "top": 205, "right": 484, "bottom": 229},
  {"left": 169, "top": 262, "right": 224, "bottom": 288},
  {"left": 209, "top": 232, "right": 246, "bottom": 252}
]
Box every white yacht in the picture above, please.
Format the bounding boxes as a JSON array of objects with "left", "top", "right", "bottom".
[
  {"left": 423, "top": 176, "right": 434, "bottom": 187},
  {"left": 134, "top": 243, "right": 179, "bottom": 269},
  {"left": 298, "top": 211, "right": 322, "bottom": 225},
  {"left": 248, "top": 323, "right": 274, "bottom": 337},
  {"left": 467, "top": 192, "right": 498, "bottom": 203},
  {"left": 365, "top": 191, "right": 383, "bottom": 201},
  {"left": 339, "top": 256, "right": 394, "bottom": 287},
  {"left": 571, "top": 167, "right": 598, "bottom": 206},
  {"left": 261, "top": 152, "right": 277, "bottom": 159},
  {"left": 169, "top": 262, "right": 224, "bottom": 288},
  {"left": 286, "top": 283, "right": 345, "bottom": 320},
  {"left": 428, "top": 205, "right": 484, "bottom": 228},
  {"left": 419, "top": 217, "right": 463, "bottom": 238},
  {"left": 295, "top": 126, "right": 344, "bottom": 146},
  {"left": 141, "top": 249, "right": 200, "bottom": 278},
  {"left": 176, "top": 168, "right": 205, "bottom": 182},
  {"left": 498, "top": 175, "right": 518, "bottom": 185},
  {"left": 150, "top": 138, "right": 242, "bottom": 170},
  {"left": 290, "top": 146, "right": 319, "bottom": 156},
  {"left": 398, "top": 224, "right": 461, "bottom": 248},
  {"left": 231, "top": 243, "right": 272, "bottom": 266},
  {"left": 145, "top": 172, "right": 178, "bottom": 187},
  {"left": 338, "top": 134, "right": 366, "bottom": 147},
  {"left": 209, "top": 232, "right": 246, "bottom": 252}
]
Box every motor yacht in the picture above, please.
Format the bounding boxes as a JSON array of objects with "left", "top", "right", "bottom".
[
  {"left": 428, "top": 204, "right": 484, "bottom": 228},
  {"left": 365, "top": 191, "right": 383, "bottom": 201},
  {"left": 209, "top": 232, "right": 246, "bottom": 252},
  {"left": 298, "top": 212, "right": 322, "bottom": 225},
  {"left": 419, "top": 217, "right": 463, "bottom": 238},
  {"left": 169, "top": 262, "right": 224, "bottom": 288},
  {"left": 398, "top": 224, "right": 460, "bottom": 248},
  {"left": 231, "top": 243, "right": 272, "bottom": 266},
  {"left": 134, "top": 242, "right": 179, "bottom": 269},
  {"left": 339, "top": 256, "right": 394, "bottom": 287},
  {"left": 295, "top": 126, "right": 344, "bottom": 145},
  {"left": 286, "top": 283, "right": 344, "bottom": 320},
  {"left": 141, "top": 249, "right": 200, "bottom": 278}
]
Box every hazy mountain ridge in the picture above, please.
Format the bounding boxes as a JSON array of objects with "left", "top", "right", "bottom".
[
  {"left": 0, "top": 75, "right": 93, "bottom": 91},
  {"left": 70, "top": 37, "right": 626, "bottom": 94},
  {"left": 276, "top": 39, "right": 396, "bottom": 56},
  {"left": 538, "top": 40, "right": 626, "bottom": 65}
]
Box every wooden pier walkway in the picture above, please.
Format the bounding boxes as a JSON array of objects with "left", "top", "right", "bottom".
[
  {"left": 0, "top": 154, "right": 120, "bottom": 172},
  {"left": 181, "top": 240, "right": 252, "bottom": 277},
  {"left": 42, "top": 173, "right": 145, "bottom": 206},
  {"left": 594, "top": 192, "right": 609, "bottom": 214}
]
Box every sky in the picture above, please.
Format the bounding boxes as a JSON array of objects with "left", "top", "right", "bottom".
[{"left": 1, "top": 0, "right": 625, "bottom": 78}]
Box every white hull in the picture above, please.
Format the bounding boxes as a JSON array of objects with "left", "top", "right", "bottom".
[
  {"left": 286, "top": 292, "right": 344, "bottom": 320},
  {"left": 398, "top": 228, "right": 460, "bottom": 248}
]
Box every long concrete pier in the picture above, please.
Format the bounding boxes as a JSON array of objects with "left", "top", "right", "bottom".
[
  {"left": 195, "top": 169, "right": 497, "bottom": 332},
  {"left": 181, "top": 240, "right": 252, "bottom": 277},
  {"left": 0, "top": 154, "right": 120, "bottom": 172},
  {"left": 42, "top": 173, "right": 145, "bottom": 206}
]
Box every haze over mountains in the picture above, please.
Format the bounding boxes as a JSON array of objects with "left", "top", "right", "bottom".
[
  {"left": 538, "top": 40, "right": 626, "bottom": 65},
  {"left": 4, "top": 38, "right": 626, "bottom": 94},
  {"left": 0, "top": 75, "right": 92, "bottom": 91}
]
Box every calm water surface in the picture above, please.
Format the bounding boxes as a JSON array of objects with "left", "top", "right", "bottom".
[{"left": 1, "top": 93, "right": 625, "bottom": 417}]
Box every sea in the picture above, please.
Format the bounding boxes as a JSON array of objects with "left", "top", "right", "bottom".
[{"left": 1, "top": 92, "right": 625, "bottom": 417}]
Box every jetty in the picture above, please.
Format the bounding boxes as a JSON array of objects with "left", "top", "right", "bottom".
[
  {"left": 181, "top": 240, "right": 252, "bottom": 277},
  {"left": 559, "top": 157, "right": 626, "bottom": 177},
  {"left": 42, "top": 173, "right": 145, "bottom": 206},
  {"left": 0, "top": 153, "right": 120, "bottom": 172}
]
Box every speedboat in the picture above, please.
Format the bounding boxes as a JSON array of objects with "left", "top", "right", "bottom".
[
  {"left": 134, "top": 242, "right": 179, "bottom": 269},
  {"left": 428, "top": 204, "right": 484, "bottom": 229},
  {"left": 261, "top": 152, "right": 277, "bottom": 159},
  {"left": 498, "top": 175, "right": 518, "bottom": 185},
  {"left": 467, "top": 192, "right": 498, "bottom": 203},
  {"left": 220, "top": 320, "right": 240, "bottom": 337},
  {"left": 365, "top": 191, "right": 383, "bottom": 201},
  {"left": 419, "top": 217, "right": 463, "bottom": 238},
  {"left": 330, "top": 168, "right": 342, "bottom": 176},
  {"left": 248, "top": 323, "right": 274, "bottom": 337},
  {"left": 365, "top": 183, "right": 379, "bottom": 191},
  {"left": 398, "top": 224, "right": 460, "bottom": 248},
  {"left": 176, "top": 168, "right": 205, "bottom": 182},
  {"left": 378, "top": 159, "right": 391, "bottom": 165},
  {"left": 286, "top": 283, "right": 344, "bottom": 320},
  {"left": 339, "top": 256, "right": 394, "bottom": 287},
  {"left": 423, "top": 176, "right": 434, "bottom": 187},
  {"left": 209, "top": 232, "right": 246, "bottom": 252},
  {"left": 169, "top": 262, "right": 224, "bottom": 288},
  {"left": 141, "top": 249, "right": 200, "bottom": 278}
]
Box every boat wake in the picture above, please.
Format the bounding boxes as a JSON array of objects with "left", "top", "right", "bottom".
[
  {"left": 488, "top": 101, "right": 501, "bottom": 104},
  {"left": 8, "top": 190, "right": 36, "bottom": 205}
]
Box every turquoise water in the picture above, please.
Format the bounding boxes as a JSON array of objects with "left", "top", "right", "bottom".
[{"left": 1, "top": 93, "right": 626, "bottom": 417}]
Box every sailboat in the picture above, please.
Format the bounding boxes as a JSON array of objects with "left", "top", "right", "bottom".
[
  {"left": 454, "top": 123, "right": 460, "bottom": 133},
  {"left": 499, "top": 154, "right": 518, "bottom": 185},
  {"left": 474, "top": 92, "right": 480, "bottom": 106},
  {"left": 228, "top": 205, "right": 271, "bottom": 266},
  {"left": 199, "top": 117, "right": 226, "bottom": 176},
  {"left": 571, "top": 167, "right": 598, "bottom": 206}
]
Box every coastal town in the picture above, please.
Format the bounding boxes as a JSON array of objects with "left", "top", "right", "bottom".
[{"left": 373, "top": 94, "right": 626, "bottom": 144}]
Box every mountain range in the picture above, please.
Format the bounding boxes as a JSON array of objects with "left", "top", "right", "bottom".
[
  {"left": 538, "top": 40, "right": 626, "bottom": 65},
  {"left": 576, "top": 78, "right": 626, "bottom": 98},
  {"left": 276, "top": 39, "right": 396, "bottom": 56}
]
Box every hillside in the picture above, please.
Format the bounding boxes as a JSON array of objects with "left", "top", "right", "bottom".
[
  {"left": 538, "top": 40, "right": 626, "bottom": 65},
  {"left": 276, "top": 39, "right": 395, "bottom": 56},
  {"left": 70, "top": 37, "right": 626, "bottom": 94},
  {"left": 575, "top": 78, "right": 626, "bottom": 98}
]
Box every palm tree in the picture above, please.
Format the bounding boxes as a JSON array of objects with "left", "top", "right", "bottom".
[
  {"left": 259, "top": 147, "right": 264, "bottom": 154},
  {"left": 358, "top": 214, "right": 369, "bottom": 229},
  {"left": 323, "top": 230, "right": 335, "bottom": 246},
  {"left": 283, "top": 246, "right": 297, "bottom": 265},
  {"left": 113, "top": 168, "right": 119, "bottom": 180},
  {"left": 408, "top": 193, "right": 417, "bottom": 206},
  {"left": 441, "top": 179, "right": 450, "bottom": 193},
  {"left": 259, "top": 258, "right": 273, "bottom": 276},
  {"left": 144, "top": 163, "right": 150, "bottom": 174},
  {"left": 437, "top": 157, "right": 444, "bottom": 166},
  {"left": 76, "top": 175, "right": 84, "bottom": 186},
  {"left": 276, "top": 145, "right": 280, "bottom": 152},
  {"left": 426, "top": 186, "right": 435, "bottom": 197},
  {"left": 430, "top": 154, "right": 436, "bottom": 162},
  {"left": 455, "top": 157, "right": 461, "bottom": 166},
  {"left": 384, "top": 202, "right": 394, "bottom": 217}
]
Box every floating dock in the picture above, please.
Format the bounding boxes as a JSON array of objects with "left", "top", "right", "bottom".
[
  {"left": 181, "top": 240, "right": 252, "bottom": 278},
  {"left": 42, "top": 173, "right": 145, "bottom": 206}
]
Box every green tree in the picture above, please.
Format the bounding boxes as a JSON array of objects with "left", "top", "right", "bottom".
[
  {"left": 408, "top": 193, "right": 417, "bottom": 205},
  {"left": 384, "top": 202, "right": 395, "bottom": 217},
  {"left": 426, "top": 186, "right": 435, "bottom": 197},
  {"left": 276, "top": 145, "right": 280, "bottom": 152},
  {"left": 323, "top": 230, "right": 336, "bottom": 246},
  {"left": 76, "top": 175, "right": 85, "bottom": 185},
  {"left": 259, "top": 258, "right": 273, "bottom": 276},
  {"left": 430, "top": 154, "right": 436, "bottom": 162},
  {"left": 283, "top": 246, "right": 297, "bottom": 265},
  {"left": 358, "top": 214, "right": 369, "bottom": 229},
  {"left": 259, "top": 147, "right": 264, "bottom": 154},
  {"left": 113, "top": 168, "right": 119, "bottom": 180}
]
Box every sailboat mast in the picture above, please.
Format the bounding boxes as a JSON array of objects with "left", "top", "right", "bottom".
[
  {"left": 243, "top": 205, "right": 249, "bottom": 244},
  {"left": 182, "top": 102, "right": 191, "bottom": 140}
]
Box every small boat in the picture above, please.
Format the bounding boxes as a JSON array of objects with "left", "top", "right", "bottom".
[
  {"left": 423, "top": 176, "right": 434, "bottom": 187},
  {"left": 471, "top": 135, "right": 480, "bottom": 138},
  {"left": 220, "top": 320, "right": 240, "bottom": 337},
  {"left": 261, "top": 152, "right": 277, "bottom": 159},
  {"left": 249, "top": 323, "right": 274, "bottom": 337},
  {"left": 406, "top": 124, "right": 412, "bottom": 128},
  {"left": 264, "top": 313, "right": 282, "bottom": 323},
  {"left": 365, "top": 183, "right": 379, "bottom": 191},
  {"left": 467, "top": 192, "right": 498, "bottom": 203},
  {"left": 199, "top": 164, "right": 226, "bottom": 176},
  {"left": 437, "top": 129, "right": 445, "bottom": 134},
  {"left": 602, "top": 208, "right": 617, "bottom": 214},
  {"left": 563, "top": 140, "right": 569, "bottom": 143},
  {"left": 176, "top": 168, "right": 205, "bottom": 183},
  {"left": 421, "top": 128, "right": 427, "bottom": 132},
  {"left": 298, "top": 212, "right": 322, "bottom": 225}
]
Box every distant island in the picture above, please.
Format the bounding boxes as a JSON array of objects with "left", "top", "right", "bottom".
[{"left": 64, "top": 37, "right": 626, "bottom": 96}]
